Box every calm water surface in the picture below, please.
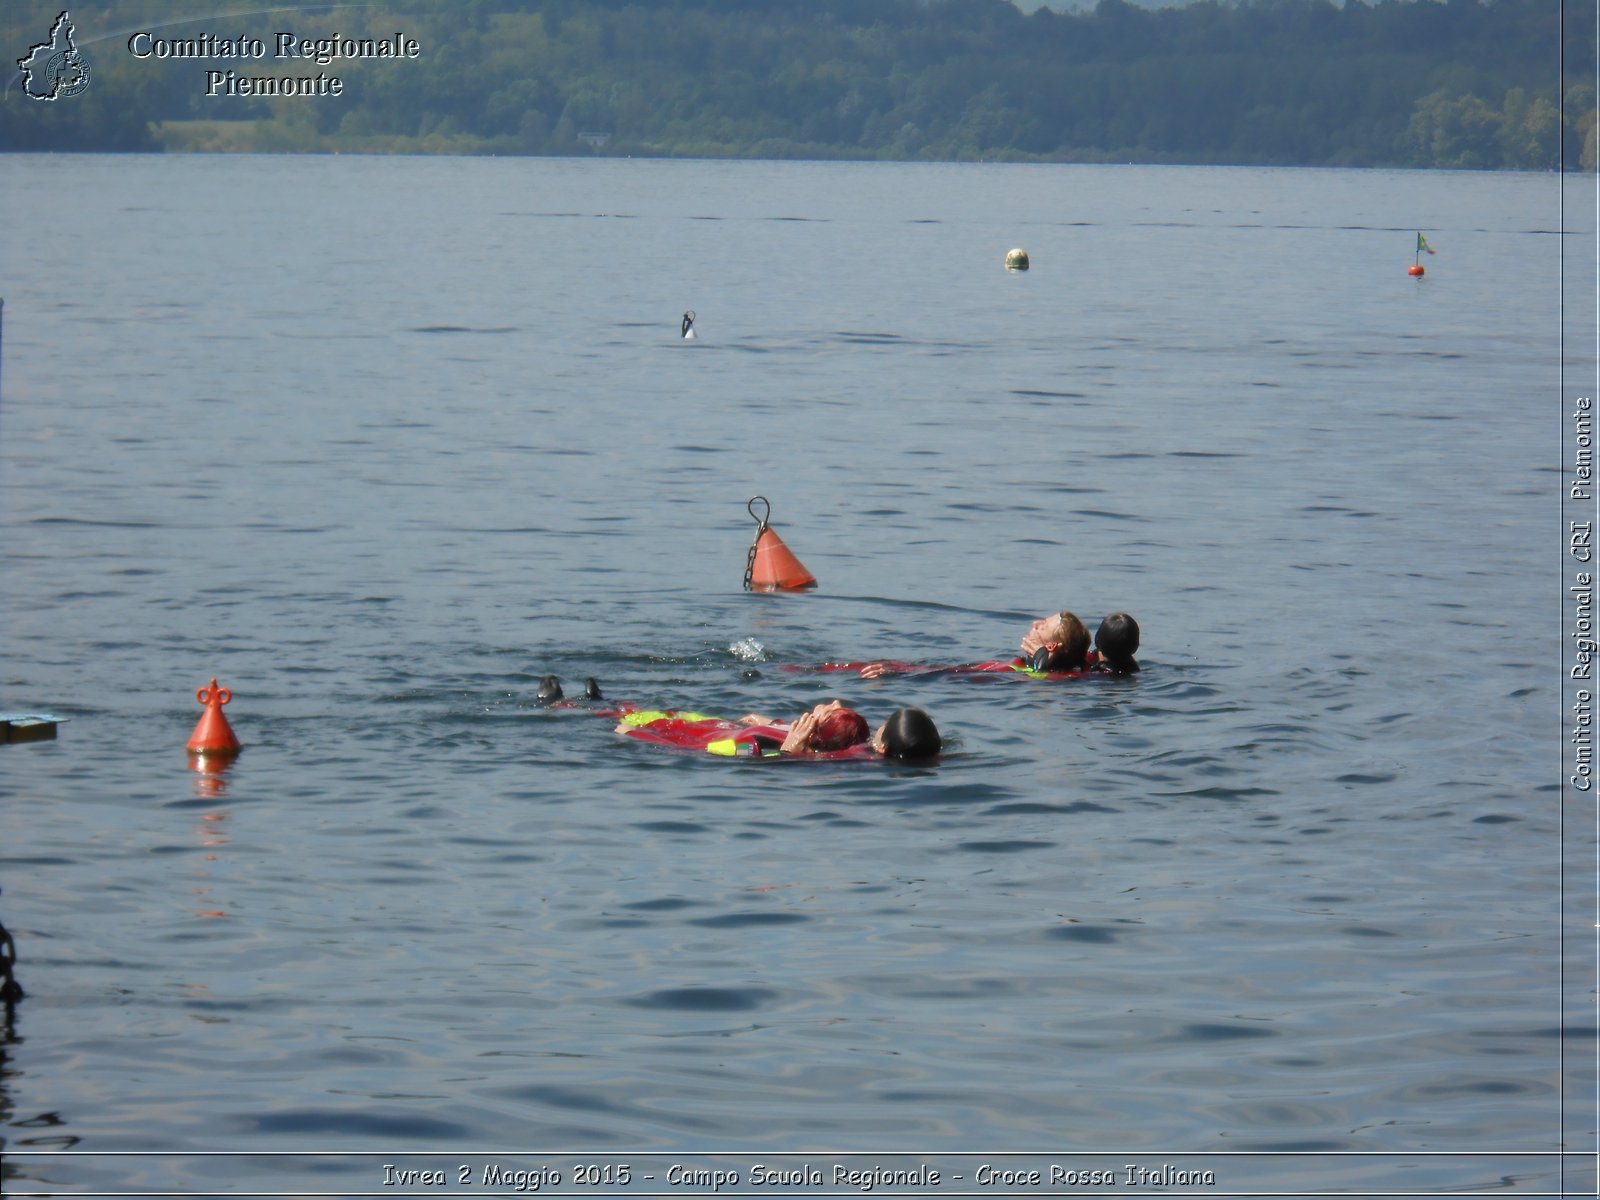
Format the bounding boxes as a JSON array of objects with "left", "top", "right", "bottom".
[{"left": 0, "top": 155, "right": 1591, "bottom": 1195}]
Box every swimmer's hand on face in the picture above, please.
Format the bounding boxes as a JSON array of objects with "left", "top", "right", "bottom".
[
  {"left": 779, "top": 699, "right": 846, "bottom": 754},
  {"left": 1020, "top": 614, "right": 1064, "bottom": 659},
  {"left": 780, "top": 712, "right": 816, "bottom": 753}
]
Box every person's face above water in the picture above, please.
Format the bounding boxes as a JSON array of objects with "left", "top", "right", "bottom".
[{"left": 1020, "top": 614, "right": 1068, "bottom": 656}]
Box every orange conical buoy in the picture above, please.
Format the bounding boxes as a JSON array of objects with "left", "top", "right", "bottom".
[
  {"left": 187, "top": 678, "right": 240, "bottom": 758},
  {"left": 749, "top": 526, "right": 818, "bottom": 590},
  {"left": 743, "top": 496, "right": 817, "bottom": 592}
]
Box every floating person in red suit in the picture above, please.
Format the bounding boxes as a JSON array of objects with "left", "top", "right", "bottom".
[
  {"left": 833, "top": 609, "right": 1120, "bottom": 681},
  {"left": 617, "top": 699, "right": 941, "bottom": 762}
]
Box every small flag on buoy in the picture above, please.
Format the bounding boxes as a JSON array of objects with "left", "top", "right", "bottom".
[
  {"left": 1409, "top": 232, "right": 1434, "bottom": 276},
  {"left": 743, "top": 496, "right": 817, "bottom": 592},
  {"left": 187, "top": 678, "right": 241, "bottom": 758}
]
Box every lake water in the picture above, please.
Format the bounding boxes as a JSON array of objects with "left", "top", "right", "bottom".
[{"left": 0, "top": 154, "right": 1592, "bottom": 1197}]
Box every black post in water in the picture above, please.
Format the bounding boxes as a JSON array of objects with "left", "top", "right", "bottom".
[{"left": 0, "top": 919, "right": 20, "bottom": 1008}]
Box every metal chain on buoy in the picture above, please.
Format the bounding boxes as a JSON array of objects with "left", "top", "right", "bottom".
[{"left": 743, "top": 496, "right": 771, "bottom": 592}]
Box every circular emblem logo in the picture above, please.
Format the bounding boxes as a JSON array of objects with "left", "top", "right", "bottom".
[{"left": 46, "top": 49, "right": 90, "bottom": 97}]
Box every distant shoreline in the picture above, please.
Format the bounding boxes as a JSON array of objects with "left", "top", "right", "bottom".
[{"left": 3, "top": 0, "right": 1588, "bottom": 170}]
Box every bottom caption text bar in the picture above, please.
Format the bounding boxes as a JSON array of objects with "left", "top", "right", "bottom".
[{"left": 3, "top": 1150, "right": 1588, "bottom": 1197}]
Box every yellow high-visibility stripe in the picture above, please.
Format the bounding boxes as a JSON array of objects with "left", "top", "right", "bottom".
[{"left": 618, "top": 710, "right": 715, "bottom": 727}]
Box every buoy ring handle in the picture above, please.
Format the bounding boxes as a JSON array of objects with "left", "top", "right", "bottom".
[
  {"left": 743, "top": 497, "right": 775, "bottom": 591},
  {"left": 197, "top": 679, "right": 232, "bottom": 708}
]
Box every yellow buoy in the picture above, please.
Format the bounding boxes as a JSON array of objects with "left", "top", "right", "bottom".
[{"left": 1005, "top": 248, "right": 1029, "bottom": 271}]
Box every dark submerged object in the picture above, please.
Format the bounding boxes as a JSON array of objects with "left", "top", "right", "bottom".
[{"left": 1, "top": 917, "right": 22, "bottom": 1006}]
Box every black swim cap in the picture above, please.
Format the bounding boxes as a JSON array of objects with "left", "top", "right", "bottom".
[
  {"left": 880, "top": 707, "right": 941, "bottom": 760},
  {"left": 1095, "top": 613, "right": 1140, "bottom": 664}
]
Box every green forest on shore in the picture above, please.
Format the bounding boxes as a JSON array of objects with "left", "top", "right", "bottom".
[{"left": 4, "top": 0, "right": 1594, "bottom": 169}]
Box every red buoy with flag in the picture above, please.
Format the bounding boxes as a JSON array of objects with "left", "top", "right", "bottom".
[
  {"left": 1409, "top": 231, "right": 1434, "bottom": 277},
  {"left": 743, "top": 496, "right": 817, "bottom": 592},
  {"left": 187, "top": 678, "right": 241, "bottom": 758}
]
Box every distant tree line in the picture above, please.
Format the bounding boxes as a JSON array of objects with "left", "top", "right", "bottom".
[{"left": 3, "top": 0, "right": 1593, "bottom": 169}]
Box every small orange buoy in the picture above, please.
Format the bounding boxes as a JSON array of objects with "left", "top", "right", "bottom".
[
  {"left": 1408, "top": 264, "right": 1425, "bottom": 277},
  {"left": 187, "top": 678, "right": 241, "bottom": 758},
  {"left": 743, "top": 497, "right": 817, "bottom": 592}
]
